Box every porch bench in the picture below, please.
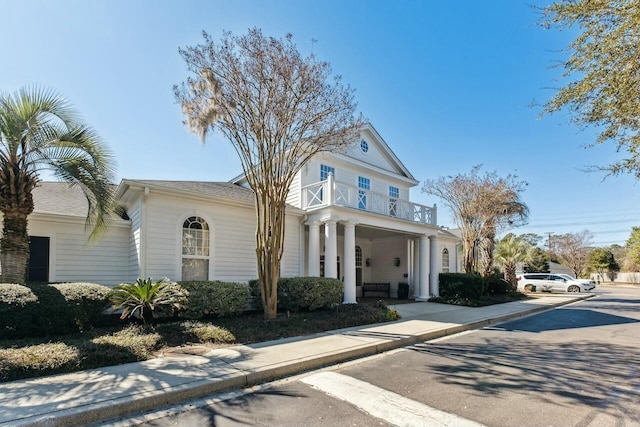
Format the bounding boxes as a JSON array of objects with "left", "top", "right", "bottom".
[{"left": 362, "top": 282, "right": 391, "bottom": 298}]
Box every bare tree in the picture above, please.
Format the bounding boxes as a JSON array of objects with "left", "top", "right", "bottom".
[
  {"left": 423, "top": 166, "right": 528, "bottom": 275},
  {"left": 550, "top": 230, "right": 593, "bottom": 278},
  {"left": 175, "top": 28, "right": 364, "bottom": 319}
]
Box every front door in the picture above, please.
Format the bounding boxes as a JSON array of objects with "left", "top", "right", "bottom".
[{"left": 28, "top": 236, "right": 50, "bottom": 282}]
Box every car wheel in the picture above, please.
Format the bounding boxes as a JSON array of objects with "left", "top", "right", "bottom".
[
  {"left": 568, "top": 285, "right": 580, "bottom": 293},
  {"left": 524, "top": 284, "right": 534, "bottom": 293}
]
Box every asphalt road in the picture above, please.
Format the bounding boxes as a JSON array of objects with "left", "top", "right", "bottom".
[{"left": 115, "top": 286, "right": 640, "bottom": 427}]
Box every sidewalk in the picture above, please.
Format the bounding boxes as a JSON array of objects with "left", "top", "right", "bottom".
[{"left": 0, "top": 293, "right": 594, "bottom": 427}]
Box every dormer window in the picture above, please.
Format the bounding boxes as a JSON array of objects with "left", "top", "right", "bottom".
[{"left": 360, "top": 139, "right": 369, "bottom": 153}]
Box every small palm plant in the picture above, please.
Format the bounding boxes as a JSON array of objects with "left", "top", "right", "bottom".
[{"left": 110, "top": 278, "right": 187, "bottom": 324}]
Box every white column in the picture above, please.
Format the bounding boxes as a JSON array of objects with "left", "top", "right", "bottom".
[
  {"left": 429, "top": 234, "right": 439, "bottom": 297},
  {"left": 324, "top": 220, "right": 338, "bottom": 278},
  {"left": 417, "top": 235, "right": 430, "bottom": 301},
  {"left": 413, "top": 238, "right": 420, "bottom": 297},
  {"left": 343, "top": 221, "right": 356, "bottom": 304},
  {"left": 308, "top": 222, "right": 320, "bottom": 277},
  {"left": 326, "top": 172, "right": 335, "bottom": 206}
]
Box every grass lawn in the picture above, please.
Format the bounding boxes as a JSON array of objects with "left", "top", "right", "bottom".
[{"left": 0, "top": 302, "right": 399, "bottom": 383}]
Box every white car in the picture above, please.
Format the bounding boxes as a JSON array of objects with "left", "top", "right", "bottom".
[{"left": 516, "top": 273, "right": 596, "bottom": 293}]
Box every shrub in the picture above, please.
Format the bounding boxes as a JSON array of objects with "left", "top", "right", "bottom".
[
  {"left": 110, "top": 278, "right": 187, "bottom": 324},
  {"left": 0, "top": 282, "right": 113, "bottom": 339},
  {"left": 438, "top": 273, "right": 483, "bottom": 300},
  {"left": 485, "top": 277, "right": 511, "bottom": 295},
  {"left": 155, "top": 320, "right": 235, "bottom": 344},
  {"left": 178, "top": 281, "right": 250, "bottom": 319},
  {"left": 250, "top": 277, "right": 343, "bottom": 312}
]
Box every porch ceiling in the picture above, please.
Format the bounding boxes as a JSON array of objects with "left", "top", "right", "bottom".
[{"left": 337, "top": 223, "right": 416, "bottom": 240}]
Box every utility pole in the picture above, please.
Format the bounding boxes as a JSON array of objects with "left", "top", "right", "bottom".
[{"left": 546, "top": 232, "right": 553, "bottom": 271}]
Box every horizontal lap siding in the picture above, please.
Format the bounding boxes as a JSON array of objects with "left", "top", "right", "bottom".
[
  {"left": 280, "top": 217, "right": 301, "bottom": 277},
  {"left": 128, "top": 199, "right": 142, "bottom": 280},
  {"left": 286, "top": 172, "right": 301, "bottom": 208},
  {"left": 27, "top": 218, "right": 130, "bottom": 287},
  {"left": 143, "top": 193, "right": 302, "bottom": 283}
]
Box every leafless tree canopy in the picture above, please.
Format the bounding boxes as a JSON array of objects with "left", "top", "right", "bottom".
[
  {"left": 423, "top": 165, "right": 528, "bottom": 275},
  {"left": 174, "top": 28, "right": 364, "bottom": 318},
  {"left": 550, "top": 230, "right": 593, "bottom": 277}
]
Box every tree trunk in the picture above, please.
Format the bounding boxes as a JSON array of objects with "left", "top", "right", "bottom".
[
  {"left": 478, "top": 236, "right": 495, "bottom": 278},
  {"left": 504, "top": 262, "right": 517, "bottom": 290},
  {"left": 0, "top": 210, "right": 30, "bottom": 284},
  {"left": 462, "top": 236, "right": 477, "bottom": 274},
  {"left": 255, "top": 191, "right": 286, "bottom": 320}
]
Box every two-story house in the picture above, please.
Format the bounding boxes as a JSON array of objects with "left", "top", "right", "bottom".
[{"left": 16, "top": 123, "right": 460, "bottom": 300}]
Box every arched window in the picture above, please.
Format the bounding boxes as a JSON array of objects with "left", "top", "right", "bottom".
[
  {"left": 182, "top": 216, "right": 210, "bottom": 280},
  {"left": 355, "top": 246, "right": 362, "bottom": 268},
  {"left": 442, "top": 248, "right": 450, "bottom": 273}
]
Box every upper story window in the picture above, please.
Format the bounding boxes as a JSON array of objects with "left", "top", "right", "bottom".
[
  {"left": 389, "top": 186, "right": 399, "bottom": 199},
  {"left": 442, "top": 248, "right": 450, "bottom": 273},
  {"left": 360, "top": 139, "right": 369, "bottom": 153},
  {"left": 389, "top": 186, "right": 399, "bottom": 216},
  {"left": 358, "top": 176, "right": 370, "bottom": 190},
  {"left": 182, "top": 216, "right": 210, "bottom": 281},
  {"left": 358, "top": 176, "right": 370, "bottom": 210},
  {"left": 320, "top": 164, "right": 335, "bottom": 181}
]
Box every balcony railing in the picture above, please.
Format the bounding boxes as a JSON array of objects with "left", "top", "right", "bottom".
[{"left": 301, "top": 175, "right": 437, "bottom": 225}]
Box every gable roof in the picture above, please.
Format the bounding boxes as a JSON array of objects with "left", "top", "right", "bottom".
[
  {"left": 349, "top": 122, "right": 416, "bottom": 182},
  {"left": 229, "top": 122, "right": 418, "bottom": 185},
  {"left": 32, "top": 182, "right": 98, "bottom": 218},
  {"left": 117, "top": 180, "right": 255, "bottom": 204}
]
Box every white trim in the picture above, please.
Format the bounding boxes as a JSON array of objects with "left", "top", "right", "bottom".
[
  {"left": 28, "top": 212, "right": 131, "bottom": 228},
  {"left": 175, "top": 211, "right": 215, "bottom": 281}
]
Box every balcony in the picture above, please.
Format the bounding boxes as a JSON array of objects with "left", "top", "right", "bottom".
[{"left": 301, "top": 176, "right": 437, "bottom": 226}]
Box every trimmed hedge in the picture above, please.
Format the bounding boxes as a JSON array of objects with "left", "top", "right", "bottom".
[
  {"left": 250, "top": 277, "right": 343, "bottom": 312},
  {"left": 177, "top": 281, "right": 250, "bottom": 319},
  {"left": 0, "top": 282, "right": 113, "bottom": 339},
  {"left": 438, "top": 273, "right": 483, "bottom": 300}
]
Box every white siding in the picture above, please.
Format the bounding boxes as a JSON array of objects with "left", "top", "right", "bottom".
[
  {"left": 281, "top": 216, "right": 301, "bottom": 277},
  {"left": 141, "top": 192, "right": 302, "bottom": 283},
  {"left": 28, "top": 217, "right": 130, "bottom": 286},
  {"left": 344, "top": 131, "right": 399, "bottom": 174},
  {"left": 286, "top": 171, "right": 302, "bottom": 209},
  {"left": 128, "top": 198, "right": 142, "bottom": 280}
]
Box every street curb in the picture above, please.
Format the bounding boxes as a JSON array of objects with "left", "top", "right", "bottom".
[{"left": 12, "top": 294, "right": 594, "bottom": 427}]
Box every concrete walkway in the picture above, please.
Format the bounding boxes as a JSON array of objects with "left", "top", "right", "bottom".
[{"left": 0, "top": 293, "right": 593, "bottom": 427}]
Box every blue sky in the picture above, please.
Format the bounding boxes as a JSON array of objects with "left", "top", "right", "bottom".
[{"left": 3, "top": 0, "right": 639, "bottom": 247}]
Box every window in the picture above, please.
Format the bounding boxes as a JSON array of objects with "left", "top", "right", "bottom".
[
  {"left": 358, "top": 176, "right": 370, "bottom": 210},
  {"left": 442, "top": 248, "right": 450, "bottom": 273},
  {"left": 320, "top": 164, "right": 335, "bottom": 181},
  {"left": 182, "top": 216, "right": 209, "bottom": 281},
  {"left": 355, "top": 246, "right": 362, "bottom": 268},
  {"left": 360, "top": 139, "right": 369, "bottom": 153},
  {"left": 389, "top": 186, "right": 399, "bottom": 216}
]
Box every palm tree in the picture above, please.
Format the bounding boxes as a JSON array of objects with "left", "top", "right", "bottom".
[
  {"left": 494, "top": 234, "right": 529, "bottom": 289},
  {"left": 0, "top": 87, "right": 115, "bottom": 284}
]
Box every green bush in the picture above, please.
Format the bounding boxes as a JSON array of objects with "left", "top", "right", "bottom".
[
  {"left": 250, "top": 277, "right": 343, "bottom": 312},
  {"left": 0, "top": 282, "right": 113, "bottom": 339},
  {"left": 178, "top": 281, "right": 250, "bottom": 319},
  {"left": 485, "top": 276, "right": 511, "bottom": 295},
  {"left": 438, "top": 273, "right": 483, "bottom": 300}
]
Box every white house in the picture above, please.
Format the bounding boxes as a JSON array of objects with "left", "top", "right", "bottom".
[{"left": 17, "top": 123, "right": 460, "bottom": 301}]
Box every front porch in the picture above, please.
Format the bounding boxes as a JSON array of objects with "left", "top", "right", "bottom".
[{"left": 302, "top": 212, "right": 442, "bottom": 304}]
